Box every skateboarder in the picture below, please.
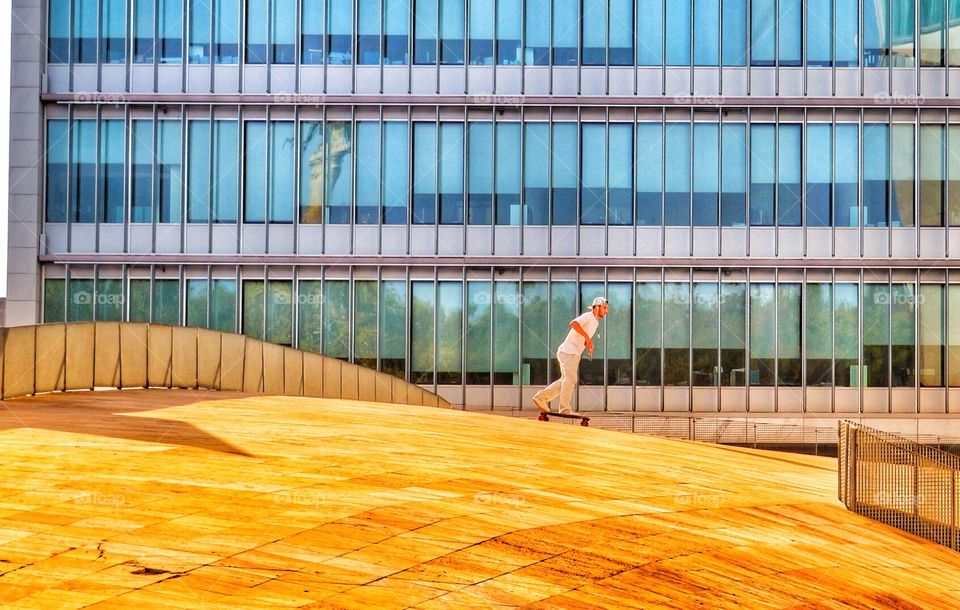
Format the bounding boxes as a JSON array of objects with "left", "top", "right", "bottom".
[{"left": 532, "top": 296, "right": 608, "bottom": 415}]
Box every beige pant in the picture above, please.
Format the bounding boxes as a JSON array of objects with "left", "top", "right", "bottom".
[{"left": 534, "top": 350, "right": 580, "bottom": 414}]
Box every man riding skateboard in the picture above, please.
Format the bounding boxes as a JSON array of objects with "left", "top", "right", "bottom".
[{"left": 532, "top": 296, "right": 609, "bottom": 415}]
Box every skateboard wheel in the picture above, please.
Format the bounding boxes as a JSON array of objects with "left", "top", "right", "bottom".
[
  {"left": 580, "top": 419, "right": 589, "bottom": 427},
  {"left": 538, "top": 413, "right": 548, "bottom": 421}
]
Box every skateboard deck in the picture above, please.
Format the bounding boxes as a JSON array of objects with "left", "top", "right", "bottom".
[{"left": 537, "top": 411, "right": 590, "bottom": 426}]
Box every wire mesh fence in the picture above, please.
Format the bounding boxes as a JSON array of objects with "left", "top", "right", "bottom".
[{"left": 839, "top": 421, "right": 960, "bottom": 553}]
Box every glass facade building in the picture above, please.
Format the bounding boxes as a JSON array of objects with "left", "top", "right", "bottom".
[{"left": 10, "top": 0, "right": 960, "bottom": 413}]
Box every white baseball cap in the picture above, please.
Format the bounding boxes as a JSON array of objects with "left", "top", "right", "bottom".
[{"left": 591, "top": 296, "right": 608, "bottom": 307}]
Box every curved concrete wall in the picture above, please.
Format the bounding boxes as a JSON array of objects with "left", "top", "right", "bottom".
[{"left": 0, "top": 322, "right": 450, "bottom": 408}]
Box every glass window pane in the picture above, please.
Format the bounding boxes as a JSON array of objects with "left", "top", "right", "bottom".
[
  {"left": 524, "top": 0, "right": 549, "bottom": 64},
  {"left": 440, "top": 122, "right": 465, "bottom": 224},
  {"left": 835, "top": 283, "right": 859, "bottom": 387},
  {"left": 863, "top": 284, "right": 890, "bottom": 387},
  {"left": 777, "top": 283, "right": 801, "bottom": 386},
  {"left": 721, "top": 123, "right": 746, "bottom": 226},
  {"left": 722, "top": 0, "right": 747, "bottom": 65},
  {"left": 49, "top": 0, "right": 70, "bottom": 63},
  {"left": 298, "top": 281, "right": 322, "bottom": 352},
  {"left": 694, "top": 0, "right": 719, "bottom": 66},
  {"left": 693, "top": 123, "right": 718, "bottom": 226},
  {"left": 637, "top": 0, "right": 663, "bottom": 65},
  {"left": 103, "top": 0, "right": 127, "bottom": 63},
  {"left": 635, "top": 282, "right": 661, "bottom": 386},
  {"left": 188, "top": 121, "right": 210, "bottom": 223},
  {"left": 354, "top": 281, "right": 378, "bottom": 367},
  {"left": 190, "top": 0, "right": 211, "bottom": 63},
  {"left": 159, "top": 0, "right": 183, "bottom": 63},
  {"left": 950, "top": 126, "right": 960, "bottom": 225},
  {"left": 302, "top": 0, "right": 325, "bottom": 64},
  {"left": 523, "top": 123, "right": 549, "bottom": 225},
  {"left": 380, "top": 280, "right": 407, "bottom": 378},
  {"left": 664, "top": 123, "right": 690, "bottom": 226},
  {"left": 383, "top": 122, "right": 409, "bottom": 224},
  {"left": 329, "top": 0, "right": 354, "bottom": 63},
  {"left": 750, "top": 283, "right": 775, "bottom": 385},
  {"left": 271, "top": 0, "right": 296, "bottom": 63},
  {"left": 325, "top": 121, "right": 353, "bottom": 224},
  {"left": 214, "top": 121, "right": 239, "bottom": 222},
  {"left": 46, "top": 120, "right": 69, "bottom": 223},
  {"left": 950, "top": 285, "right": 960, "bottom": 387},
  {"left": 495, "top": 122, "right": 521, "bottom": 225},
  {"left": 493, "top": 282, "right": 521, "bottom": 384},
  {"left": 152, "top": 279, "right": 180, "bottom": 325},
  {"left": 131, "top": 120, "right": 153, "bottom": 223},
  {"left": 157, "top": 121, "right": 182, "bottom": 223},
  {"left": 265, "top": 281, "right": 292, "bottom": 346},
  {"left": 892, "top": 282, "right": 916, "bottom": 386},
  {"left": 835, "top": 124, "right": 859, "bottom": 227},
  {"left": 807, "top": 0, "right": 831, "bottom": 66},
  {"left": 920, "top": 283, "right": 944, "bottom": 387},
  {"left": 579, "top": 282, "right": 604, "bottom": 386},
  {"left": 580, "top": 123, "right": 606, "bottom": 225},
  {"left": 415, "top": 0, "right": 438, "bottom": 64},
  {"left": 244, "top": 121, "right": 267, "bottom": 222},
  {"left": 356, "top": 121, "right": 382, "bottom": 224},
  {"left": 68, "top": 279, "right": 94, "bottom": 322},
  {"left": 469, "top": 0, "right": 494, "bottom": 64},
  {"left": 666, "top": 0, "right": 691, "bottom": 65},
  {"left": 863, "top": 124, "right": 889, "bottom": 227},
  {"left": 413, "top": 122, "right": 438, "bottom": 224},
  {"left": 322, "top": 280, "right": 350, "bottom": 358},
  {"left": 549, "top": 283, "right": 577, "bottom": 381},
  {"left": 437, "top": 281, "right": 463, "bottom": 383},
  {"left": 97, "top": 278, "right": 124, "bottom": 321},
  {"left": 609, "top": 0, "right": 633, "bottom": 65},
  {"left": 920, "top": 124, "right": 944, "bottom": 227},
  {"left": 497, "top": 0, "right": 522, "bottom": 65},
  {"left": 609, "top": 285, "right": 633, "bottom": 385},
  {"left": 210, "top": 279, "right": 236, "bottom": 333},
  {"left": 71, "top": 119, "right": 96, "bottom": 223},
  {"left": 299, "top": 121, "right": 324, "bottom": 223},
  {"left": 892, "top": 124, "right": 915, "bottom": 227},
  {"left": 411, "top": 281, "right": 435, "bottom": 383},
  {"left": 582, "top": 0, "right": 606, "bottom": 65},
  {"left": 522, "top": 282, "right": 549, "bottom": 385},
  {"left": 216, "top": 0, "right": 240, "bottom": 63},
  {"left": 919, "top": 0, "right": 943, "bottom": 66},
  {"left": 552, "top": 123, "right": 578, "bottom": 225},
  {"left": 186, "top": 279, "right": 208, "bottom": 327},
  {"left": 863, "top": 0, "right": 888, "bottom": 66},
  {"left": 836, "top": 0, "right": 859, "bottom": 66},
  {"left": 552, "top": 0, "right": 577, "bottom": 65},
  {"left": 129, "top": 279, "right": 151, "bottom": 322},
  {"left": 806, "top": 124, "right": 832, "bottom": 228},
  {"left": 466, "top": 281, "right": 491, "bottom": 384},
  {"left": 751, "top": 0, "right": 775, "bottom": 65},
  {"left": 385, "top": 0, "right": 409, "bottom": 64},
  {"left": 806, "top": 283, "right": 832, "bottom": 386},
  {"left": 637, "top": 123, "right": 663, "bottom": 226},
  {"left": 44, "top": 279, "right": 66, "bottom": 323},
  {"left": 692, "top": 282, "right": 718, "bottom": 386},
  {"left": 99, "top": 120, "right": 125, "bottom": 224},
  {"left": 358, "top": 0, "right": 381, "bottom": 64},
  {"left": 720, "top": 282, "right": 746, "bottom": 386},
  {"left": 134, "top": 0, "right": 155, "bottom": 63},
  {"left": 608, "top": 124, "right": 633, "bottom": 225},
  {"left": 663, "top": 282, "right": 690, "bottom": 386},
  {"left": 779, "top": 0, "right": 801, "bottom": 64},
  {"left": 892, "top": 0, "right": 916, "bottom": 66},
  {"left": 778, "top": 124, "right": 801, "bottom": 226},
  {"left": 750, "top": 124, "right": 775, "bottom": 226},
  {"left": 72, "top": 0, "right": 98, "bottom": 63},
  {"left": 468, "top": 122, "right": 493, "bottom": 224},
  {"left": 440, "top": 0, "right": 464, "bottom": 63}
]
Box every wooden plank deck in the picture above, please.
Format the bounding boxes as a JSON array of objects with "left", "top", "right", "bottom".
[{"left": 0, "top": 389, "right": 958, "bottom": 608}]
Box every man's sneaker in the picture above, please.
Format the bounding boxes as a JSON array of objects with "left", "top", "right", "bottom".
[{"left": 532, "top": 395, "right": 549, "bottom": 413}]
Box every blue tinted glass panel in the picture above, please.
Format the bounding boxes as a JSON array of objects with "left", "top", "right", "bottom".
[
  {"left": 807, "top": 0, "right": 831, "bottom": 66},
  {"left": 102, "top": 0, "right": 127, "bottom": 63},
  {"left": 415, "top": 0, "right": 438, "bottom": 63},
  {"left": 468, "top": 122, "right": 493, "bottom": 224},
  {"left": 358, "top": 0, "right": 381, "bottom": 64},
  {"left": 497, "top": 0, "right": 521, "bottom": 64},
  {"left": 525, "top": 0, "right": 549, "bottom": 64},
  {"left": 637, "top": 0, "right": 663, "bottom": 65},
  {"left": 72, "top": 0, "right": 97, "bottom": 63},
  {"left": 158, "top": 121, "right": 182, "bottom": 223},
  {"left": 722, "top": 0, "right": 747, "bottom": 65},
  {"left": 666, "top": 0, "right": 691, "bottom": 65},
  {"left": 134, "top": 0, "right": 155, "bottom": 63},
  {"left": 272, "top": 0, "right": 296, "bottom": 63},
  {"left": 694, "top": 0, "right": 719, "bottom": 66},
  {"left": 835, "top": 124, "right": 859, "bottom": 227},
  {"left": 751, "top": 0, "right": 775, "bottom": 65},
  {"left": 299, "top": 121, "right": 324, "bottom": 222},
  {"left": 721, "top": 123, "right": 746, "bottom": 226},
  {"left": 190, "top": 0, "right": 211, "bottom": 63},
  {"left": 188, "top": 120, "right": 210, "bottom": 222},
  {"left": 806, "top": 124, "right": 831, "bottom": 227},
  {"left": 693, "top": 123, "right": 718, "bottom": 226},
  {"left": 664, "top": 123, "right": 690, "bottom": 225},
  {"left": 636, "top": 122, "right": 663, "bottom": 226},
  {"left": 49, "top": 0, "right": 70, "bottom": 63},
  {"left": 131, "top": 120, "right": 153, "bottom": 222},
  {"left": 413, "top": 122, "right": 437, "bottom": 223},
  {"left": 553, "top": 0, "right": 577, "bottom": 64},
  {"left": 552, "top": 123, "right": 577, "bottom": 225},
  {"left": 46, "top": 120, "right": 69, "bottom": 223},
  {"left": 270, "top": 122, "right": 295, "bottom": 222},
  {"left": 384, "top": 0, "right": 409, "bottom": 64},
  {"left": 215, "top": 0, "right": 240, "bottom": 63},
  {"left": 214, "top": 121, "right": 239, "bottom": 222},
  {"left": 71, "top": 119, "right": 96, "bottom": 223},
  {"left": 246, "top": 0, "right": 268, "bottom": 63},
  {"left": 863, "top": 0, "right": 888, "bottom": 66},
  {"left": 609, "top": 0, "right": 633, "bottom": 65},
  {"left": 580, "top": 124, "right": 605, "bottom": 225},
  {"left": 892, "top": 0, "right": 915, "bottom": 66},
  {"left": 495, "top": 122, "right": 521, "bottom": 225},
  {"left": 836, "top": 0, "right": 859, "bottom": 66},
  {"left": 778, "top": 124, "right": 801, "bottom": 226},
  {"left": 582, "top": 0, "right": 606, "bottom": 65},
  {"left": 779, "top": 0, "right": 801, "bottom": 65},
  {"left": 356, "top": 121, "right": 381, "bottom": 224},
  {"left": 863, "top": 124, "right": 889, "bottom": 227},
  {"left": 159, "top": 0, "right": 183, "bottom": 63},
  {"left": 750, "top": 124, "right": 775, "bottom": 225},
  {"left": 100, "top": 120, "right": 125, "bottom": 223},
  {"left": 470, "top": 0, "right": 494, "bottom": 64},
  {"left": 440, "top": 122, "right": 465, "bottom": 223},
  {"left": 440, "top": 0, "right": 465, "bottom": 63},
  {"left": 329, "top": 0, "right": 354, "bottom": 63},
  {"left": 325, "top": 121, "right": 353, "bottom": 223},
  {"left": 244, "top": 121, "right": 267, "bottom": 222},
  {"left": 608, "top": 124, "right": 633, "bottom": 225},
  {"left": 383, "top": 122, "right": 409, "bottom": 224},
  {"left": 302, "top": 0, "right": 325, "bottom": 63},
  {"left": 523, "top": 123, "right": 549, "bottom": 224}
]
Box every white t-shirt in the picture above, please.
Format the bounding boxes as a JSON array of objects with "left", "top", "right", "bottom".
[{"left": 558, "top": 310, "right": 600, "bottom": 356}]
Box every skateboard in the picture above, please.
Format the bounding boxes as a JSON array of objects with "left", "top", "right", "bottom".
[{"left": 537, "top": 411, "right": 590, "bottom": 426}]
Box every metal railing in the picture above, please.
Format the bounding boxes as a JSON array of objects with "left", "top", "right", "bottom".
[{"left": 839, "top": 421, "right": 960, "bottom": 552}]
